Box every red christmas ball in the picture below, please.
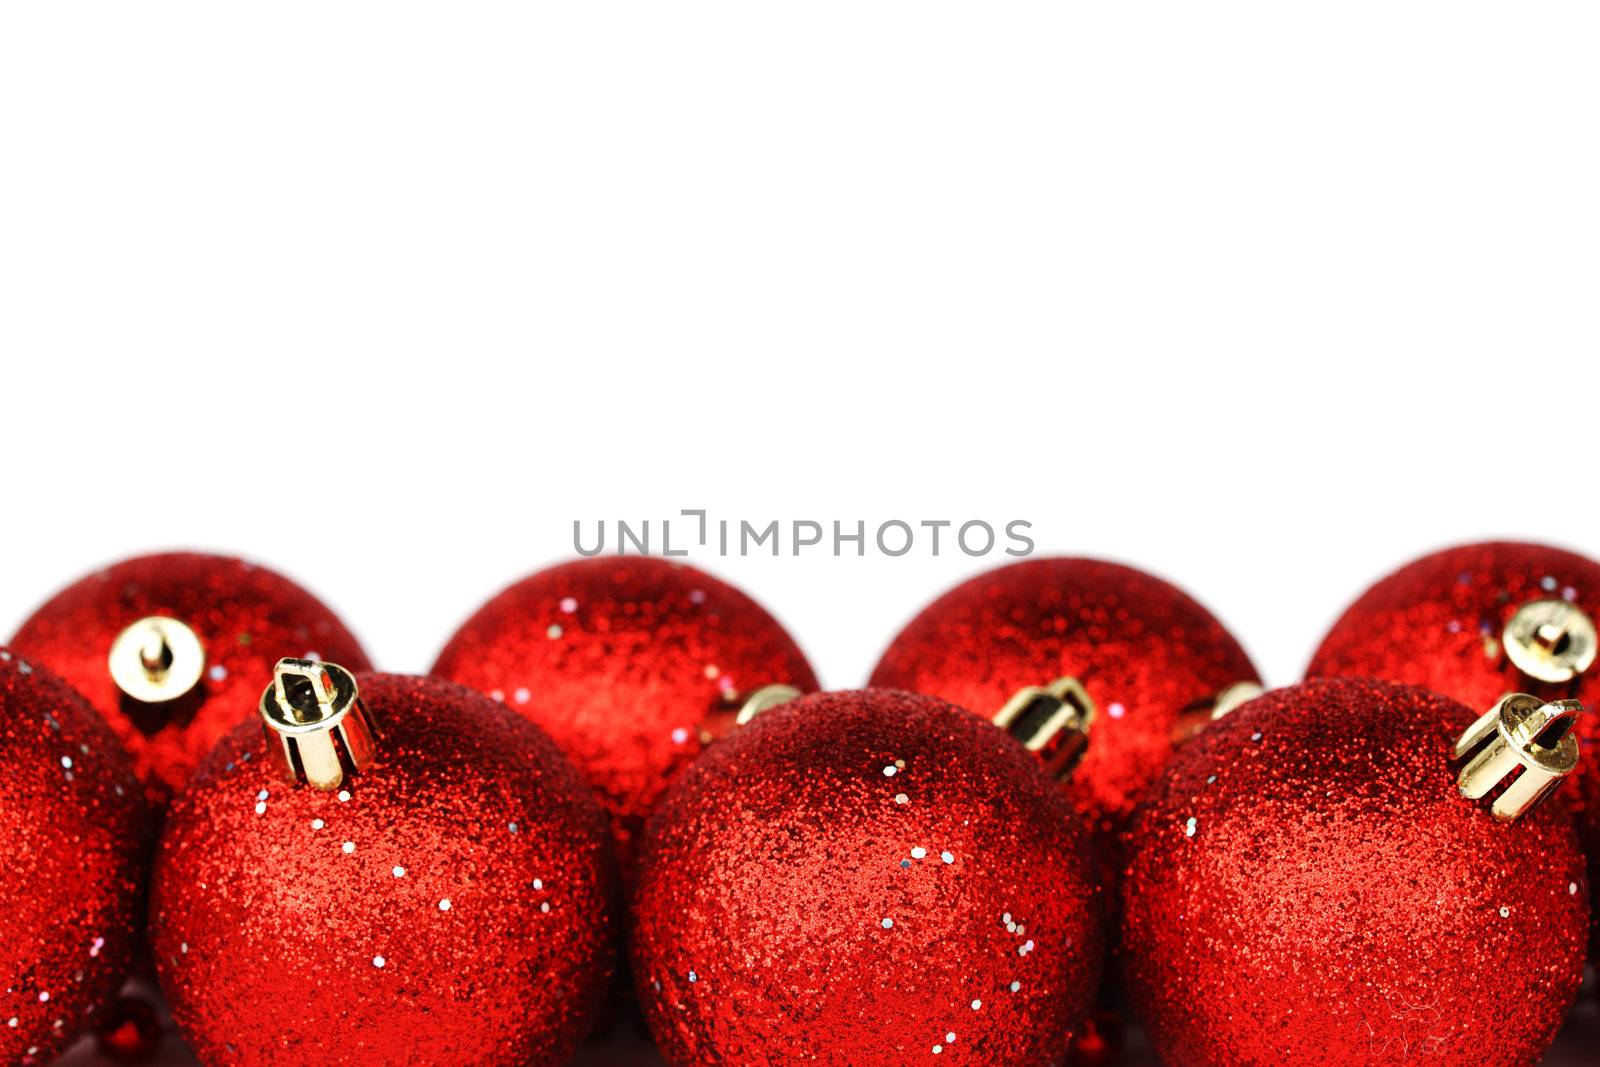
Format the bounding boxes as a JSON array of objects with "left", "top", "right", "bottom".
[
  {"left": 1307, "top": 541, "right": 1600, "bottom": 952},
  {"left": 1121, "top": 678, "right": 1589, "bottom": 1067},
  {"left": 433, "top": 556, "right": 817, "bottom": 869},
  {"left": 870, "top": 558, "right": 1259, "bottom": 837},
  {"left": 0, "top": 650, "right": 150, "bottom": 1067},
  {"left": 12, "top": 552, "right": 371, "bottom": 805},
  {"left": 151, "top": 665, "right": 619, "bottom": 1067},
  {"left": 631, "top": 689, "right": 1107, "bottom": 1066},
  {"left": 1308, "top": 541, "right": 1600, "bottom": 716},
  {"left": 1578, "top": 759, "right": 1600, "bottom": 955}
]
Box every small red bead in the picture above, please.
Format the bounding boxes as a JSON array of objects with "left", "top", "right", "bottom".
[{"left": 93, "top": 996, "right": 163, "bottom": 1062}]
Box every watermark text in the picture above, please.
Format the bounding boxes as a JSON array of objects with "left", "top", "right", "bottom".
[{"left": 573, "top": 512, "right": 1034, "bottom": 558}]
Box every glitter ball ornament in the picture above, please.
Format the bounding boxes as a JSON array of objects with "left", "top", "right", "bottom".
[
  {"left": 0, "top": 650, "right": 151, "bottom": 1067},
  {"left": 433, "top": 556, "right": 817, "bottom": 867},
  {"left": 1578, "top": 754, "right": 1600, "bottom": 955},
  {"left": 12, "top": 552, "right": 371, "bottom": 805},
  {"left": 870, "top": 558, "right": 1259, "bottom": 837},
  {"left": 1307, "top": 541, "right": 1600, "bottom": 951},
  {"left": 1308, "top": 541, "right": 1600, "bottom": 719},
  {"left": 1121, "top": 678, "right": 1589, "bottom": 1067},
  {"left": 151, "top": 663, "right": 619, "bottom": 1067},
  {"left": 631, "top": 689, "right": 1106, "bottom": 1066}
]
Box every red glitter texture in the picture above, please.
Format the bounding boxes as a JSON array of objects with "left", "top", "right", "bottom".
[
  {"left": 433, "top": 556, "right": 817, "bottom": 870},
  {"left": 870, "top": 558, "right": 1259, "bottom": 836},
  {"left": 12, "top": 553, "right": 371, "bottom": 806},
  {"left": 150, "top": 673, "right": 619, "bottom": 1067},
  {"left": 1121, "top": 678, "right": 1589, "bottom": 1067},
  {"left": 631, "top": 689, "right": 1107, "bottom": 1066},
  {"left": 0, "top": 650, "right": 151, "bottom": 1067},
  {"left": 1307, "top": 541, "right": 1600, "bottom": 952}
]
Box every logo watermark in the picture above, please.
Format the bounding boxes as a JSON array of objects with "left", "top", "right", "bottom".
[{"left": 574, "top": 511, "right": 1034, "bottom": 558}]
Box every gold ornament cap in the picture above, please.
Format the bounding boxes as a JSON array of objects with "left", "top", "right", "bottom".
[
  {"left": 1172, "top": 680, "right": 1266, "bottom": 742},
  {"left": 1454, "top": 692, "right": 1583, "bottom": 821},
  {"left": 1502, "top": 599, "right": 1597, "bottom": 685},
  {"left": 108, "top": 616, "right": 206, "bottom": 704},
  {"left": 259, "top": 658, "right": 378, "bottom": 791},
  {"left": 698, "top": 683, "right": 802, "bottom": 744},
  {"left": 993, "top": 676, "right": 1094, "bottom": 782},
  {"left": 1211, "top": 680, "right": 1265, "bottom": 720}
]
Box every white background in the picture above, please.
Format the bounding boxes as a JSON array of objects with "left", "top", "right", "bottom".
[
  {"left": 5, "top": 4, "right": 1597, "bottom": 691},
  {"left": 3, "top": 6, "right": 1599, "bottom": 1063}
]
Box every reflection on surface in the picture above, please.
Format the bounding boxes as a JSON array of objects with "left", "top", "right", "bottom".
[{"left": 55, "top": 974, "right": 1600, "bottom": 1066}]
